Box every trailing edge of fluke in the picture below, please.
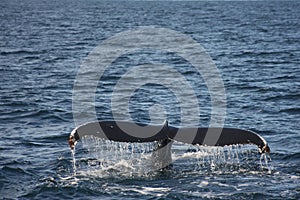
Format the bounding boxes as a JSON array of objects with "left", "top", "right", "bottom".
[{"left": 68, "top": 120, "right": 270, "bottom": 153}]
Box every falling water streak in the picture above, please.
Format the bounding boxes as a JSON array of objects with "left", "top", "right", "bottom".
[
  {"left": 235, "top": 145, "right": 240, "bottom": 165},
  {"left": 71, "top": 148, "right": 77, "bottom": 175},
  {"left": 260, "top": 153, "right": 273, "bottom": 174},
  {"left": 182, "top": 144, "right": 271, "bottom": 173}
]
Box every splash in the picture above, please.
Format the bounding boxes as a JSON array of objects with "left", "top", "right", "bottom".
[
  {"left": 70, "top": 137, "right": 273, "bottom": 178},
  {"left": 71, "top": 136, "right": 158, "bottom": 177}
]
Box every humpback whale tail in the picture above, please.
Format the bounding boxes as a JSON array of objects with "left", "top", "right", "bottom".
[{"left": 68, "top": 120, "right": 270, "bottom": 154}]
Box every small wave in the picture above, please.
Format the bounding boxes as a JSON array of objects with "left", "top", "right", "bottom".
[
  {"left": 0, "top": 107, "right": 71, "bottom": 123},
  {"left": 0, "top": 49, "right": 46, "bottom": 56},
  {"left": 124, "top": 186, "right": 171, "bottom": 197},
  {"left": 1, "top": 166, "right": 28, "bottom": 175},
  {"left": 263, "top": 93, "right": 300, "bottom": 101},
  {"left": 232, "top": 50, "right": 294, "bottom": 58},
  {"left": 273, "top": 74, "right": 298, "bottom": 80},
  {"left": 282, "top": 152, "right": 300, "bottom": 161},
  {"left": 280, "top": 107, "right": 300, "bottom": 115}
]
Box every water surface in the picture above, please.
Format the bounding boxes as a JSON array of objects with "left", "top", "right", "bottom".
[{"left": 0, "top": 1, "right": 299, "bottom": 199}]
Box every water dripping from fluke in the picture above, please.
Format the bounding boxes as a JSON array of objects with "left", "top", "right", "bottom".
[
  {"left": 171, "top": 143, "right": 272, "bottom": 174},
  {"left": 68, "top": 120, "right": 272, "bottom": 176},
  {"left": 260, "top": 153, "right": 274, "bottom": 174},
  {"left": 71, "top": 147, "right": 77, "bottom": 176}
]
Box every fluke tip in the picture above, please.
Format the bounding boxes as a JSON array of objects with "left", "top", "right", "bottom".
[
  {"left": 68, "top": 135, "right": 75, "bottom": 150},
  {"left": 261, "top": 144, "right": 270, "bottom": 154}
]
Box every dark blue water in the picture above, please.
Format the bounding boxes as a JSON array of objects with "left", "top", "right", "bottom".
[{"left": 1, "top": 0, "right": 300, "bottom": 199}]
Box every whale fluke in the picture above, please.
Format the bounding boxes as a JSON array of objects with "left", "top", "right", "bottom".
[{"left": 68, "top": 120, "right": 270, "bottom": 153}]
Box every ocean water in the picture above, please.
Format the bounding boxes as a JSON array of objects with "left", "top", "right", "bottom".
[{"left": 1, "top": 0, "right": 300, "bottom": 199}]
